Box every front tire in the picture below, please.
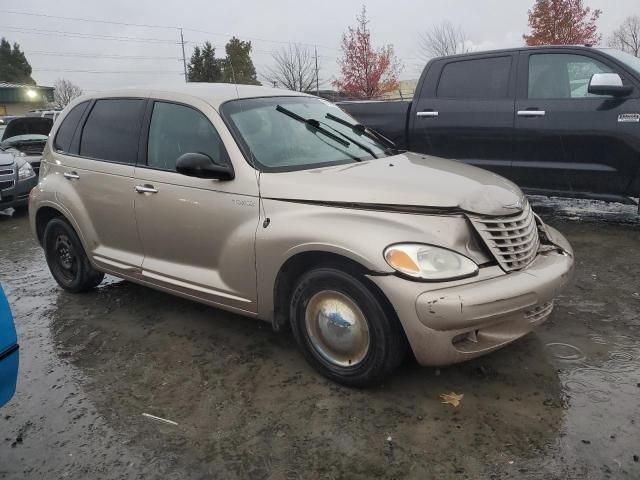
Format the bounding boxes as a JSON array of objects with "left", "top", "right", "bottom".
[
  {"left": 290, "top": 267, "right": 407, "bottom": 387},
  {"left": 43, "top": 218, "right": 104, "bottom": 293}
]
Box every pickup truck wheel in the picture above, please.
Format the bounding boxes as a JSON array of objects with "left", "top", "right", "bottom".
[
  {"left": 290, "top": 267, "right": 406, "bottom": 387},
  {"left": 43, "top": 218, "right": 104, "bottom": 293}
]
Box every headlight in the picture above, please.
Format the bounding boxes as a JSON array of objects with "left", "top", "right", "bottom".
[
  {"left": 384, "top": 243, "right": 479, "bottom": 281},
  {"left": 18, "top": 162, "right": 35, "bottom": 180}
]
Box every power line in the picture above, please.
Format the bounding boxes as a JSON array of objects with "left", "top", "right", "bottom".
[
  {"left": 26, "top": 51, "right": 181, "bottom": 60},
  {"left": 1, "top": 9, "right": 340, "bottom": 52},
  {"left": 183, "top": 27, "right": 340, "bottom": 52},
  {"left": 0, "top": 9, "right": 178, "bottom": 30},
  {"left": 1, "top": 26, "right": 179, "bottom": 44},
  {"left": 32, "top": 69, "right": 183, "bottom": 74}
]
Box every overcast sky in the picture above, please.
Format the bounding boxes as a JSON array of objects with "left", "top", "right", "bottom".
[{"left": 2, "top": 0, "right": 638, "bottom": 92}]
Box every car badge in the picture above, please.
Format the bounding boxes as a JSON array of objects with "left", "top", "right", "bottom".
[{"left": 618, "top": 113, "right": 640, "bottom": 123}]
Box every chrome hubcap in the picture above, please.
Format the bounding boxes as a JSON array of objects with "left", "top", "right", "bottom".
[{"left": 305, "top": 291, "right": 370, "bottom": 367}]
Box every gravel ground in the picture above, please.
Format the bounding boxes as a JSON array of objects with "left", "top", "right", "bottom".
[{"left": 0, "top": 197, "right": 639, "bottom": 479}]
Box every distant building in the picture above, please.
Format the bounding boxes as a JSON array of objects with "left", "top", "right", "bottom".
[{"left": 0, "top": 82, "right": 54, "bottom": 116}]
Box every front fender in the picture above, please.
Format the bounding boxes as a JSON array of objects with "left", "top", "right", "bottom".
[{"left": 255, "top": 199, "right": 489, "bottom": 320}]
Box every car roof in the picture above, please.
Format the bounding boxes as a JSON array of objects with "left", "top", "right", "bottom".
[
  {"left": 429, "top": 45, "right": 606, "bottom": 62},
  {"left": 78, "top": 83, "right": 311, "bottom": 109}
]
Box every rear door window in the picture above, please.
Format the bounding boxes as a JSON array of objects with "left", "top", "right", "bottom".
[
  {"left": 80, "top": 99, "right": 146, "bottom": 164},
  {"left": 54, "top": 101, "right": 89, "bottom": 153},
  {"left": 146, "top": 101, "right": 227, "bottom": 171},
  {"left": 437, "top": 56, "right": 512, "bottom": 99}
]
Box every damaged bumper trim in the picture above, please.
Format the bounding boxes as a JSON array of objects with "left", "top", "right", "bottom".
[{"left": 367, "top": 225, "right": 574, "bottom": 366}]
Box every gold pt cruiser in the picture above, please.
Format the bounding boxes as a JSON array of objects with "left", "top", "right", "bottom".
[{"left": 29, "top": 85, "right": 574, "bottom": 387}]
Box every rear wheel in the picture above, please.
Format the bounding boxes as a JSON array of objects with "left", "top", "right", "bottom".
[
  {"left": 289, "top": 267, "right": 407, "bottom": 387},
  {"left": 43, "top": 218, "right": 104, "bottom": 293}
]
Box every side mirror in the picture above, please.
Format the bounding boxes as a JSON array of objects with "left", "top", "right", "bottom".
[
  {"left": 588, "top": 73, "right": 633, "bottom": 97},
  {"left": 175, "top": 152, "right": 234, "bottom": 180}
]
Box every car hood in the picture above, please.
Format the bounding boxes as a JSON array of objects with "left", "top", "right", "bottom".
[
  {"left": 259, "top": 152, "right": 526, "bottom": 217},
  {"left": 0, "top": 150, "right": 16, "bottom": 167}
]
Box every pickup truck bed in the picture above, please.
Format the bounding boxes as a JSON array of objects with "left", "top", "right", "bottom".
[{"left": 337, "top": 100, "right": 411, "bottom": 150}]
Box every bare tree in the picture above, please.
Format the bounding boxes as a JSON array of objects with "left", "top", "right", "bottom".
[
  {"left": 262, "top": 43, "right": 319, "bottom": 92},
  {"left": 609, "top": 15, "right": 640, "bottom": 57},
  {"left": 53, "top": 78, "right": 82, "bottom": 109},
  {"left": 419, "top": 21, "right": 470, "bottom": 60}
]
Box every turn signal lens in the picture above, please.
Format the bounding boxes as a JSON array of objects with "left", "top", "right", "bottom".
[
  {"left": 383, "top": 244, "right": 479, "bottom": 281},
  {"left": 384, "top": 249, "right": 421, "bottom": 276}
]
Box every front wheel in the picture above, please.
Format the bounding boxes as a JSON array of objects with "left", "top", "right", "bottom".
[
  {"left": 43, "top": 218, "right": 104, "bottom": 293},
  {"left": 289, "top": 267, "right": 407, "bottom": 387}
]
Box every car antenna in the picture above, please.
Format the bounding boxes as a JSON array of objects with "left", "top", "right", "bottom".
[{"left": 228, "top": 61, "right": 269, "bottom": 227}]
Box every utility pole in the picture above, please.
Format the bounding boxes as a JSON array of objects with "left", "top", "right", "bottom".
[
  {"left": 314, "top": 45, "right": 320, "bottom": 96},
  {"left": 180, "top": 28, "right": 188, "bottom": 83}
]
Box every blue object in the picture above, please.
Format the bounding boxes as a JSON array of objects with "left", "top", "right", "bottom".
[{"left": 0, "top": 284, "right": 18, "bottom": 407}]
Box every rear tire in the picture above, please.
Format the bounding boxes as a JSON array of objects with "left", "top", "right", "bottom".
[
  {"left": 43, "top": 218, "right": 104, "bottom": 293},
  {"left": 289, "top": 267, "right": 407, "bottom": 387}
]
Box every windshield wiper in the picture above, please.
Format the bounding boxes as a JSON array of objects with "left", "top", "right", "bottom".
[
  {"left": 276, "top": 105, "right": 350, "bottom": 148},
  {"left": 319, "top": 122, "right": 379, "bottom": 159},
  {"left": 325, "top": 113, "right": 397, "bottom": 152}
]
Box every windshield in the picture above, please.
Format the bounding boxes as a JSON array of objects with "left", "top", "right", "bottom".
[
  {"left": 221, "top": 96, "right": 390, "bottom": 172},
  {"left": 598, "top": 48, "right": 640, "bottom": 75}
]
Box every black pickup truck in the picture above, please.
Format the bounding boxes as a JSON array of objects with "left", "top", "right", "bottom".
[{"left": 339, "top": 46, "right": 640, "bottom": 203}]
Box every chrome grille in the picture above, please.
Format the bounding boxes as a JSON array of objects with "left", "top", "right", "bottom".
[{"left": 470, "top": 200, "right": 540, "bottom": 272}]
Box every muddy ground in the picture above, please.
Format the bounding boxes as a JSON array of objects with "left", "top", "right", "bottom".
[{"left": 0, "top": 197, "right": 639, "bottom": 479}]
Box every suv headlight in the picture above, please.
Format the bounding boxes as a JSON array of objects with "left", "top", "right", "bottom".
[
  {"left": 384, "top": 243, "right": 479, "bottom": 281},
  {"left": 18, "top": 162, "right": 35, "bottom": 180}
]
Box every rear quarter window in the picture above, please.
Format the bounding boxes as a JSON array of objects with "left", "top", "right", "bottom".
[
  {"left": 79, "top": 99, "right": 146, "bottom": 164},
  {"left": 53, "top": 101, "right": 89, "bottom": 153},
  {"left": 437, "top": 56, "right": 512, "bottom": 99}
]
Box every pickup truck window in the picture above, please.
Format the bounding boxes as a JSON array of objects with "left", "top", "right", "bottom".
[
  {"left": 437, "top": 56, "right": 512, "bottom": 99},
  {"left": 221, "top": 96, "right": 389, "bottom": 172},
  {"left": 528, "top": 53, "right": 614, "bottom": 99}
]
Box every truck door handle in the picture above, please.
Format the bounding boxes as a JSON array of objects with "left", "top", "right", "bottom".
[
  {"left": 517, "top": 110, "right": 546, "bottom": 117},
  {"left": 134, "top": 184, "right": 158, "bottom": 194},
  {"left": 63, "top": 171, "right": 80, "bottom": 180},
  {"left": 417, "top": 111, "right": 439, "bottom": 117}
]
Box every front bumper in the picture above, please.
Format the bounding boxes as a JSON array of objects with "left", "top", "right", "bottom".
[
  {"left": 368, "top": 226, "right": 574, "bottom": 366},
  {"left": 0, "top": 175, "right": 37, "bottom": 210}
]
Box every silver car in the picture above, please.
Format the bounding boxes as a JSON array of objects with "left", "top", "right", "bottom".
[{"left": 29, "top": 85, "right": 574, "bottom": 386}]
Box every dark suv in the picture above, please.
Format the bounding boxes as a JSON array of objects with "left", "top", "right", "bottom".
[{"left": 340, "top": 46, "right": 640, "bottom": 205}]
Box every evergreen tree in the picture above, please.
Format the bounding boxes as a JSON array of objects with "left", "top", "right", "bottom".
[
  {"left": 0, "top": 38, "right": 36, "bottom": 84},
  {"left": 221, "top": 37, "right": 260, "bottom": 85},
  {"left": 187, "top": 42, "right": 222, "bottom": 82}
]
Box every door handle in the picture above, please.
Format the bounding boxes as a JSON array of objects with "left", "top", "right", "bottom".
[
  {"left": 517, "top": 110, "right": 546, "bottom": 117},
  {"left": 417, "top": 111, "right": 439, "bottom": 117},
  {"left": 63, "top": 171, "right": 80, "bottom": 180},
  {"left": 134, "top": 184, "right": 158, "bottom": 194}
]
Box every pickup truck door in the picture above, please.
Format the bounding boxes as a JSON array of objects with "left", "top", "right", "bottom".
[
  {"left": 408, "top": 53, "right": 516, "bottom": 179},
  {"left": 513, "top": 49, "right": 640, "bottom": 195}
]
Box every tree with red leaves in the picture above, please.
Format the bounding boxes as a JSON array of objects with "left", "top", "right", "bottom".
[
  {"left": 524, "top": 0, "right": 602, "bottom": 46},
  {"left": 333, "top": 7, "right": 402, "bottom": 98}
]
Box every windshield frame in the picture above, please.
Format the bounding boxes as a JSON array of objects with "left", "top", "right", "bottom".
[
  {"left": 219, "top": 95, "right": 390, "bottom": 173},
  {"left": 597, "top": 48, "right": 640, "bottom": 77}
]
